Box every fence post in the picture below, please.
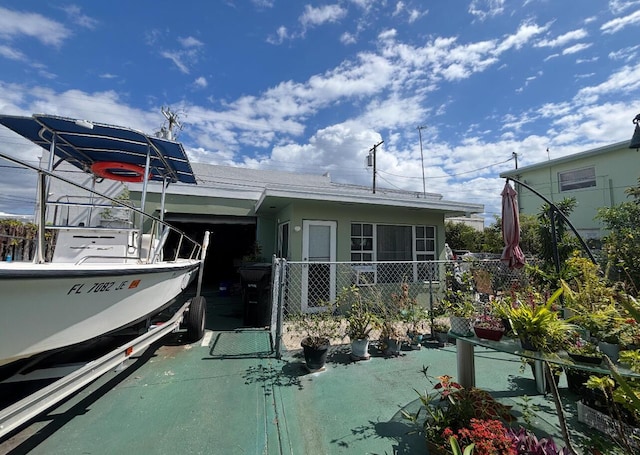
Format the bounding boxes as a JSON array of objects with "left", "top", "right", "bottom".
[{"left": 272, "top": 258, "right": 287, "bottom": 359}]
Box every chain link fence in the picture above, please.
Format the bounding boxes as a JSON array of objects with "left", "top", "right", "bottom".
[{"left": 271, "top": 258, "right": 537, "bottom": 356}]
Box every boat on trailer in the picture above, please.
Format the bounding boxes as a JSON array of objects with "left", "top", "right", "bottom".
[{"left": 0, "top": 113, "right": 209, "bottom": 372}]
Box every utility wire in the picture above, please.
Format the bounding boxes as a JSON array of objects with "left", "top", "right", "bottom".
[{"left": 377, "top": 157, "right": 514, "bottom": 180}]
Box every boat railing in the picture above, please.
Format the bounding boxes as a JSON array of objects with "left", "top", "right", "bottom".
[
  {"left": 50, "top": 195, "right": 135, "bottom": 229},
  {"left": 0, "top": 151, "right": 203, "bottom": 264}
]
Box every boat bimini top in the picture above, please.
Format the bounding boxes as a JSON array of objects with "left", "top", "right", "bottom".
[{"left": 0, "top": 113, "right": 197, "bottom": 185}]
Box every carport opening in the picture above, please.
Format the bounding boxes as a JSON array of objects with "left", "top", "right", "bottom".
[{"left": 164, "top": 215, "right": 257, "bottom": 292}]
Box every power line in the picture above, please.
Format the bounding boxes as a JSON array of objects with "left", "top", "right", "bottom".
[{"left": 377, "top": 157, "right": 514, "bottom": 180}]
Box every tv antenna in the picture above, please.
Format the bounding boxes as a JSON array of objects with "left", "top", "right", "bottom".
[
  {"left": 157, "top": 106, "right": 183, "bottom": 140},
  {"left": 417, "top": 126, "right": 427, "bottom": 197}
]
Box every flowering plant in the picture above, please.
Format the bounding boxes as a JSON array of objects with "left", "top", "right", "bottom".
[
  {"left": 566, "top": 334, "right": 600, "bottom": 357},
  {"left": 443, "top": 418, "right": 515, "bottom": 455},
  {"left": 473, "top": 314, "right": 505, "bottom": 331},
  {"left": 403, "top": 368, "right": 516, "bottom": 450},
  {"left": 507, "top": 427, "right": 569, "bottom": 454}
]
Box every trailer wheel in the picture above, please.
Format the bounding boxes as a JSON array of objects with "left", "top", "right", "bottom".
[{"left": 184, "top": 296, "right": 206, "bottom": 342}]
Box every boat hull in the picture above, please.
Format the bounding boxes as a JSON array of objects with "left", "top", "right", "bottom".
[{"left": 0, "top": 260, "right": 200, "bottom": 367}]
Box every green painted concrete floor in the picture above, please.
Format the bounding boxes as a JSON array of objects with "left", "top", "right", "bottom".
[{"left": 0, "top": 291, "right": 627, "bottom": 455}]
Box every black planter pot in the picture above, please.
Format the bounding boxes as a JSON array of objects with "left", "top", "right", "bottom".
[
  {"left": 565, "top": 368, "right": 591, "bottom": 395},
  {"left": 568, "top": 352, "right": 602, "bottom": 365},
  {"left": 519, "top": 336, "right": 538, "bottom": 351},
  {"left": 301, "top": 339, "right": 330, "bottom": 371}
]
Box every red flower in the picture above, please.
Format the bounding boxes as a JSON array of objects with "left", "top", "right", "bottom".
[
  {"left": 434, "top": 375, "right": 462, "bottom": 398},
  {"left": 446, "top": 419, "right": 516, "bottom": 455}
]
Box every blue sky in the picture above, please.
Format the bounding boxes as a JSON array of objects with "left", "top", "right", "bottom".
[{"left": 1, "top": 1, "right": 640, "bottom": 223}]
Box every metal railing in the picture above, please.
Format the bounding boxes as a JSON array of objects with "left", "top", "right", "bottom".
[
  {"left": 271, "top": 258, "right": 537, "bottom": 357},
  {"left": 0, "top": 152, "right": 203, "bottom": 264}
]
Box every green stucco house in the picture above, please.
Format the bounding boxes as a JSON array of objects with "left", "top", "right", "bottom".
[
  {"left": 500, "top": 141, "right": 639, "bottom": 242},
  {"left": 137, "top": 162, "right": 484, "bottom": 287}
]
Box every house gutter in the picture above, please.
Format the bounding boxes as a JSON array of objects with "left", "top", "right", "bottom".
[{"left": 255, "top": 188, "right": 483, "bottom": 216}]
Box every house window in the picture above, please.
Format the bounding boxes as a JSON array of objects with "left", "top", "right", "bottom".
[
  {"left": 558, "top": 167, "right": 596, "bottom": 192},
  {"left": 350, "top": 223, "right": 373, "bottom": 261},
  {"left": 415, "top": 225, "right": 437, "bottom": 281},
  {"left": 350, "top": 222, "right": 437, "bottom": 283}
]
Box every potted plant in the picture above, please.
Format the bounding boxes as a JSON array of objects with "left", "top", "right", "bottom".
[
  {"left": 379, "top": 317, "right": 404, "bottom": 357},
  {"left": 443, "top": 269, "right": 476, "bottom": 337},
  {"left": 401, "top": 298, "right": 429, "bottom": 349},
  {"left": 472, "top": 314, "right": 505, "bottom": 342},
  {"left": 338, "top": 285, "right": 381, "bottom": 361},
  {"left": 432, "top": 320, "right": 451, "bottom": 345},
  {"left": 290, "top": 302, "right": 341, "bottom": 372},
  {"left": 379, "top": 281, "right": 413, "bottom": 356},
  {"left": 443, "top": 418, "right": 515, "bottom": 455},
  {"left": 402, "top": 367, "right": 516, "bottom": 453},
  {"left": 497, "top": 288, "right": 573, "bottom": 352},
  {"left": 507, "top": 427, "right": 569, "bottom": 454},
  {"left": 566, "top": 333, "right": 602, "bottom": 365},
  {"left": 445, "top": 300, "right": 476, "bottom": 337}
]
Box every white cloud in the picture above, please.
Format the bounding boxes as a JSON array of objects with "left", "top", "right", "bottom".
[
  {"left": 575, "top": 61, "right": 640, "bottom": 102},
  {"left": 267, "top": 26, "right": 289, "bottom": 45},
  {"left": 608, "top": 0, "right": 640, "bottom": 14},
  {"left": 535, "top": 29, "right": 588, "bottom": 48},
  {"left": 194, "top": 76, "right": 208, "bottom": 88},
  {"left": 407, "top": 9, "right": 423, "bottom": 23},
  {"left": 609, "top": 45, "right": 640, "bottom": 62},
  {"left": 340, "top": 32, "right": 357, "bottom": 45},
  {"left": 495, "top": 21, "right": 549, "bottom": 54},
  {"left": 158, "top": 36, "right": 204, "bottom": 73},
  {"left": 601, "top": 9, "right": 640, "bottom": 34},
  {"left": 179, "top": 36, "right": 204, "bottom": 48},
  {"left": 392, "top": 1, "right": 405, "bottom": 16},
  {"left": 251, "top": 0, "right": 274, "bottom": 7},
  {"left": 161, "top": 51, "right": 190, "bottom": 74},
  {"left": 468, "top": 0, "right": 505, "bottom": 21},
  {"left": 562, "top": 42, "right": 592, "bottom": 55},
  {"left": 0, "top": 6, "right": 71, "bottom": 47},
  {"left": 61, "top": 5, "right": 98, "bottom": 30},
  {"left": 0, "top": 44, "right": 27, "bottom": 61},
  {"left": 299, "top": 4, "right": 347, "bottom": 28}
]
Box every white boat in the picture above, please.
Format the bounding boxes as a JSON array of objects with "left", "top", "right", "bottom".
[{"left": 0, "top": 114, "right": 208, "bottom": 370}]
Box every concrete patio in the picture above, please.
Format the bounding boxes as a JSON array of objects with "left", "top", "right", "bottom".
[{"left": 0, "top": 289, "right": 627, "bottom": 455}]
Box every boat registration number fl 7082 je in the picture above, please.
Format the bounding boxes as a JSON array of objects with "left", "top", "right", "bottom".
[{"left": 67, "top": 279, "right": 142, "bottom": 295}]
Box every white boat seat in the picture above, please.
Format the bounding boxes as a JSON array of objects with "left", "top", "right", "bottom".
[{"left": 52, "top": 228, "right": 135, "bottom": 264}]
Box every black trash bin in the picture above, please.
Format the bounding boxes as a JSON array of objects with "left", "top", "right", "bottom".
[{"left": 238, "top": 263, "right": 272, "bottom": 327}]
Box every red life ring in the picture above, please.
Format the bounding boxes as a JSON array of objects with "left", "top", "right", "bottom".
[{"left": 91, "top": 161, "right": 150, "bottom": 183}]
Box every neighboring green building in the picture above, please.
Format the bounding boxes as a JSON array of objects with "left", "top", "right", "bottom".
[{"left": 500, "top": 140, "right": 638, "bottom": 241}]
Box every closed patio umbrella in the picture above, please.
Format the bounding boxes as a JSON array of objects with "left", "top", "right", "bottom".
[{"left": 501, "top": 181, "right": 526, "bottom": 269}]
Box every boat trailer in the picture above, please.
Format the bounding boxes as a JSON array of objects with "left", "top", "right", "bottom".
[{"left": 0, "top": 296, "right": 205, "bottom": 439}]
